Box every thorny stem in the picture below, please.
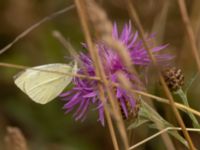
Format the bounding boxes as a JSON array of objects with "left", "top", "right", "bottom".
[
  {"left": 124, "top": 0, "right": 196, "bottom": 149},
  {"left": 176, "top": 89, "right": 200, "bottom": 128}
]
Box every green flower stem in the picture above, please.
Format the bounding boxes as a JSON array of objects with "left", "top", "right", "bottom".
[{"left": 176, "top": 89, "right": 200, "bottom": 128}]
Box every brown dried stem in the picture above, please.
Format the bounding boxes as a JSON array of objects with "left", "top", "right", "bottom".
[{"left": 124, "top": 0, "right": 196, "bottom": 149}]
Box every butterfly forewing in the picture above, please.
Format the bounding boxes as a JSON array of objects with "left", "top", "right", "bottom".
[{"left": 14, "top": 63, "right": 77, "bottom": 104}]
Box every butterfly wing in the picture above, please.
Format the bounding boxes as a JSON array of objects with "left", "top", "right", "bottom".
[{"left": 14, "top": 63, "right": 77, "bottom": 104}]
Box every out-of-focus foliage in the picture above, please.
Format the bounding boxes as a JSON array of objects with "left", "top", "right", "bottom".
[{"left": 0, "top": 0, "right": 200, "bottom": 149}]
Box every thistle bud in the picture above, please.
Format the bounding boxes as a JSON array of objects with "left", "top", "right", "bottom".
[{"left": 162, "top": 67, "right": 184, "bottom": 91}]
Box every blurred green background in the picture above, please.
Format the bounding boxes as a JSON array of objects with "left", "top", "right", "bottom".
[{"left": 0, "top": 0, "right": 200, "bottom": 149}]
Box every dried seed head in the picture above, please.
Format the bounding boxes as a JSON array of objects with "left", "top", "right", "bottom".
[
  {"left": 162, "top": 67, "right": 184, "bottom": 91},
  {"left": 86, "top": 0, "right": 113, "bottom": 39},
  {"left": 4, "top": 127, "right": 28, "bottom": 150}
]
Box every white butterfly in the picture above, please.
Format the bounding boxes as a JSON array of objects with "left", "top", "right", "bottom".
[{"left": 14, "top": 62, "right": 77, "bottom": 104}]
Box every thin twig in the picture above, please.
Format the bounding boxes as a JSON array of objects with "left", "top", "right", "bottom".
[
  {"left": 125, "top": 0, "right": 196, "bottom": 149},
  {"left": 0, "top": 4, "right": 75, "bottom": 55},
  {"left": 129, "top": 127, "right": 200, "bottom": 150}
]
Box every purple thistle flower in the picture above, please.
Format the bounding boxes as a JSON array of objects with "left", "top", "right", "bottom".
[{"left": 60, "top": 22, "right": 172, "bottom": 126}]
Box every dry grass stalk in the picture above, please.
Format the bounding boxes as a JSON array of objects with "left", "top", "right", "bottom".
[
  {"left": 83, "top": 1, "right": 149, "bottom": 149},
  {"left": 79, "top": 2, "right": 130, "bottom": 150},
  {"left": 74, "top": 0, "right": 122, "bottom": 150},
  {"left": 86, "top": 0, "right": 177, "bottom": 149},
  {"left": 86, "top": 0, "right": 177, "bottom": 148},
  {"left": 0, "top": 4, "right": 75, "bottom": 55},
  {"left": 180, "top": 0, "right": 200, "bottom": 65},
  {"left": 114, "top": 77, "right": 200, "bottom": 121},
  {"left": 4, "top": 126, "right": 28, "bottom": 150},
  {"left": 190, "top": 0, "right": 200, "bottom": 38},
  {"left": 98, "top": 85, "right": 120, "bottom": 150},
  {"left": 0, "top": 62, "right": 100, "bottom": 81},
  {"left": 88, "top": 0, "right": 176, "bottom": 148},
  {"left": 86, "top": 0, "right": 142, "bottom": 87},
  {"left": 151, "top": 0, "right": 169, "bottom": 44},
  {"left": 52, "top": 30, "right": 120, "bottom": 149},
  {"left": 177, "top": 0, "right": 200, "bottom": 72},
  {"left": 124, "top": 0, "right": 196, "bottom": 149},
  {"left": 2, "top": 62, "right": 199, "bottom": 120},
  {"left": 52, "top": 31, "right": 80, "bottom": 62},
  {"left": 129, "top": 127, "right": 200, "bottom": 150},
  {"left": 52, "top": 30, "right": 92, "bottom": 77},
  {"left": 130, "top": 89, "right": 200, "bottom": 118},
  {"left": 0, "top": 1, "right": 198, "bottom": 149},
  {"left": 116, "top": 73, "right": 176, "bottom": 149},
  {"left": 109, "top": 78, "right": 200, "bottom": 119}
]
